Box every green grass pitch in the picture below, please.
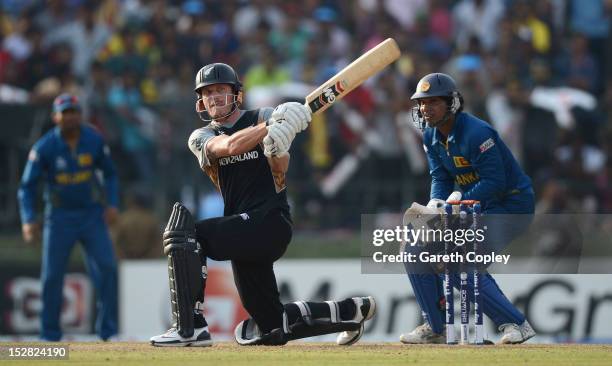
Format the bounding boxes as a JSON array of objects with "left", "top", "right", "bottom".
[{"left": 2, "top": 342, "right": 611, "bottom": 366}]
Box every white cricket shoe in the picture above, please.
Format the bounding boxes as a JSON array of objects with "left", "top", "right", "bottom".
[
  {"left": 150, "top": 326, "right": 213, "bottom": 347},
  {"left": 499, "top": 320, "right": 536, "bottom": 344},
  {"left": 336, "top": 296, "right": 376, "bottom": 346},
  {"left": 399, "top": 323, "right": 446, "bottom": 344}
]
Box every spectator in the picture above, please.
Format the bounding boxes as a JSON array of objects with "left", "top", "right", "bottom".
[
  {"left": 33, "top": 0, "right": 73, "bottom": 33},
  {"left": 268, "top": 5, "right": 311, "bottom": 61},
  {"left": 569, "top": 0, "right": 610, "bottom": 87},
  {"left": 107, "top": 70, "right": 156, "bottom": 184},
  {"left": 311, "top": 6, "right": 351, "bottom": 63},
  {"left": 286, "top": 39, "right": 335, "bottom": 86},
  {"left": 3, "top": 11, "right": 34, "bottom": 62},
  {"left": 0, "top": 0, "right": 610, "bottom": 232},
  {"left": 510, "top": 0, "right": 552, "bottom": 55},
  {"left": 453, "top": 0, "right": 505, "bottom": 52},
  {"left": 44, "top": 3, "right": 111, "bottom": 81},
  {"left": 563, "top": 34, "right": 599, "bottom": 94},
  {"left": 102, "top": 29, "right": 149, "bottom": 78},
  {"left": 232, "top": 0, "right": 284, "bottom": 38},
  {"left": 20, "top": 26, "right": 48, "bottom": 90},
  {"left": 243, "top": 46, "right": 290, "bottom": 91}
]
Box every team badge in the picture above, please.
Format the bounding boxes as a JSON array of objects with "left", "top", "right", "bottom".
[
  {"left": 419, "top": 80, "right": 430, "bottom": 92},
  {"left": 78, "top": 153, "right": 92, "bottom": 166},
  {"left": 453, "top": 156, "right": 470, "bottom": 168}
]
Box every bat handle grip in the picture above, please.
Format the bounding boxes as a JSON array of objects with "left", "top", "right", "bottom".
[{"left": 303, "top": 101, "right": 314, "bottom": 115}]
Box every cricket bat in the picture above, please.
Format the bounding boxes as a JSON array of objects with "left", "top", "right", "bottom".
[{"left": 304, "top": 38, "right": 400, "bottom": 114}]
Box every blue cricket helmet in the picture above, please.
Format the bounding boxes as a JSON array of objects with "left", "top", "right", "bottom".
[
  {"left": 410, "top": 73, "right": 463, "bottom": 131},
  {"left": 411, "top": 73, "right": 458, "bottom": 100}
]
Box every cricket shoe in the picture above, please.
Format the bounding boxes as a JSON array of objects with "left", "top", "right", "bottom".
[
  {"left": 399, "top": 323, "right": 446, "bottom": 344},
  {"left": 499, "top": 320, "right": 536, "bottom": 344},
  {"left": 336, "top": 296, "right": 377, "bottom": 346},
  {"left": 150, "top": 326, "right": 213, "bottom": 347}
]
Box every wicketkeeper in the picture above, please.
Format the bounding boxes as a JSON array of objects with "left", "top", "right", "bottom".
[
  {"left": 400, "top": 73, "right": 536, "bottom": 344},
  {"left": 150, "top": 63, "right": 375, "bottom": 347}
]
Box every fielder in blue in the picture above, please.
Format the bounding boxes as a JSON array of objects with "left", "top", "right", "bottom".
[
  {"left": 400, "top": 73, "right": 535, "bottom": 344},
  {"left": 17, "top": 93, "right": 119, "bottom": 341}
]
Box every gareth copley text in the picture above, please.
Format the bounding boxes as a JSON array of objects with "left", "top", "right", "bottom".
[{"left": 372, "top": 251, "right": 511, "bottom": 265}]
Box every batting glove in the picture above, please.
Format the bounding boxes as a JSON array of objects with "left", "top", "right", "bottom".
[
  {"left": 264, "top": 123, "right": 294, "bottom": 157},
  {"left": 446, "top": 191, "right": 462, "bottom": 202},
  {"left": 426, "top": 198, "right": 446, "bottom": 210},
  {"left": 271, "top": 102, "right": 311, "bottom": 133},
  {"left": 263, "top": 135, "right": 288, "bottom": 158}
]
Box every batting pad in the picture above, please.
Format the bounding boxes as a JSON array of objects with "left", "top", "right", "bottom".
[{"left": 163, "top": 203, "right": 202, "bottom": 339}]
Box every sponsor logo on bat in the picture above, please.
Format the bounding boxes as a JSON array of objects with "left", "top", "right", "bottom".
[{"left": 310, "top": 80, "right": 348, "bottom": 113}]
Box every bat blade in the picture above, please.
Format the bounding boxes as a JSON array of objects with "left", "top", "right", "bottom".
[{"left": 305, "top": 38, "right": 400, "bottom": 115}]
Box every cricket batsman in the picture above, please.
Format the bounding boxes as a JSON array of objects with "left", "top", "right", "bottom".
[
  {"left": 150, "top": 63, "right": 375, "bottom": 347},
  {"left": 400, "top": 73, "right": 535, "bottom": 344}
]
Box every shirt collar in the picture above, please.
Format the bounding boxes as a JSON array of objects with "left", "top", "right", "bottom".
[
  {"left": 431, "top": 112, "right": 464, "bottom": 145},
  {"left": 53, "top": 125, "right": 84, "bottom": 147}
]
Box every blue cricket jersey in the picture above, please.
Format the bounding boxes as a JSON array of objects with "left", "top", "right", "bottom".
[
  {"left": 423, "top": 112, "right": 532, "bottom": 208},
  {"left": 18, "top": 124, "right": 119, "bottom": 223}
]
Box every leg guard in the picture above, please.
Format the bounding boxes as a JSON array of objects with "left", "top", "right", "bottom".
[
  {"left": 283, "top": 301, "right": 359, "bottom": 339},
  {"left": 407, "top": 273, "right": 445, "bottom": 334},
  {"left": 234, "top": 316, "right": 288, "bottom": 346},
  {"left": 163, "top": 202, "right": 204, "bottom": 338},
  {"left": 234, "top": 301, "right": 362, "bottom": 346}
]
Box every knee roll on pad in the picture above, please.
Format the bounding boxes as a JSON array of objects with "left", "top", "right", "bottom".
[
  {"left": 163, "top": 202, "right": 198, "bottom": 254},
  {"left": 164, "top": 202, "right": 203, "bottom": 338}
]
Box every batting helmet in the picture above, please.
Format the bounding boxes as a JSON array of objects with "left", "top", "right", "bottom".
[
  {"left": 194, "top": 63, "right": 242, "bottom": 94},
  {"left": 410, "top": 73, "right": 463, "bottom": 130},
  {"left": 411, "top": 73, "right": 458, "bottom": 101},
  {"left": 194, "top": 63, "right": 243, "bottom": 122}
]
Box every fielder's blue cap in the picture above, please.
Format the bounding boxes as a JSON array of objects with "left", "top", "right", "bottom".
[
  {"left": 313, "top": 7, "right": 337, "bottom": 22},
  {"left": 53, "top": 93, "right": 81, "bottom": 113}
]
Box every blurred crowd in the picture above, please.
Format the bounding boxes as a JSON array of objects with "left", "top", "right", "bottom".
[{"left": 1, "top": 0, "right": 611, "bottom": 232}]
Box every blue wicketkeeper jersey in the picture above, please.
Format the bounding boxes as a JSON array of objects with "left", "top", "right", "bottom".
[
  {"left": 422, "top": 112, "right": 532, "bottom": 207},
  {"left": 18, "top": 124, "right": 119, "bottom": 223}
]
